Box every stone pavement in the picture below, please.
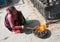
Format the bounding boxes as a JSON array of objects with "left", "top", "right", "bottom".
[{"left": 0, "top": 0, "right": 60, "bottom": 42}]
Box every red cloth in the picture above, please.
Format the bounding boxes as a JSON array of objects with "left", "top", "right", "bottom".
[{"left": 11, "top": 29, "right": 23, "bottom": 33}]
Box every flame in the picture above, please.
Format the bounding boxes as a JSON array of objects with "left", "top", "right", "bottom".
[{"left": 34, "top": 23, "right": 47, "bottom": 32}]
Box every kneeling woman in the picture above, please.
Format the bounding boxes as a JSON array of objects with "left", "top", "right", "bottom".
[{"left": 5, "top": 6, "right": 25, "bottom": 33}]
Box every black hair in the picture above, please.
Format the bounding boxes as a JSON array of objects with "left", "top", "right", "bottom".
[{"left": 8, "top": 6, "right": 16, "bottom": 14}]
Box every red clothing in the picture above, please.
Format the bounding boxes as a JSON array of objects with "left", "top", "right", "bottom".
[
  {"left": 5, "top": 11, "right": 25, "bottom": 30},
  {"left": 11, "top": 29, "right": 23, "bottom": 33}
]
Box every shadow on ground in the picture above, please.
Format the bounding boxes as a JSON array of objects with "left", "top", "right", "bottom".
[{"left": 23, "top": 20, "right": 40, "bottom": 34}]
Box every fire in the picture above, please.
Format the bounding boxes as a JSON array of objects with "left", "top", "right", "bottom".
[{"left": 34, "top": 23, "right": 47, "bottom": 32}]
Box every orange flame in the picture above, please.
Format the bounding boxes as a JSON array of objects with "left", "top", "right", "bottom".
[{"left": 34, "top": 23, "right": 47, "bottom": 32}]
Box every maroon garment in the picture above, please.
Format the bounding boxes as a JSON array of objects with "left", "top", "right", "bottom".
[{"left": 5, "top": 11, "right": 25, "bottom": 28}]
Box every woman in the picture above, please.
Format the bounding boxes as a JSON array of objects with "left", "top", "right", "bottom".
[{"left": 5, "top": 6, "right": 26, "bottom": 33}]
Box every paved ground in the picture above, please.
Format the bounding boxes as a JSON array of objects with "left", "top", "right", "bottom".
[{"left": 0, "top": 0, "right": 60, "bottom": 42}]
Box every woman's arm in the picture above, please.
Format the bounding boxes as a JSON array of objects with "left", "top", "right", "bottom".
[{"left": 7, "top": 14, "right": 24, "bottom": 29}]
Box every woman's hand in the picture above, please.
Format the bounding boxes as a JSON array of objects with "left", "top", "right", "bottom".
[{"left": 21, "top": 25, "right": 25, "bottom": 29}]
